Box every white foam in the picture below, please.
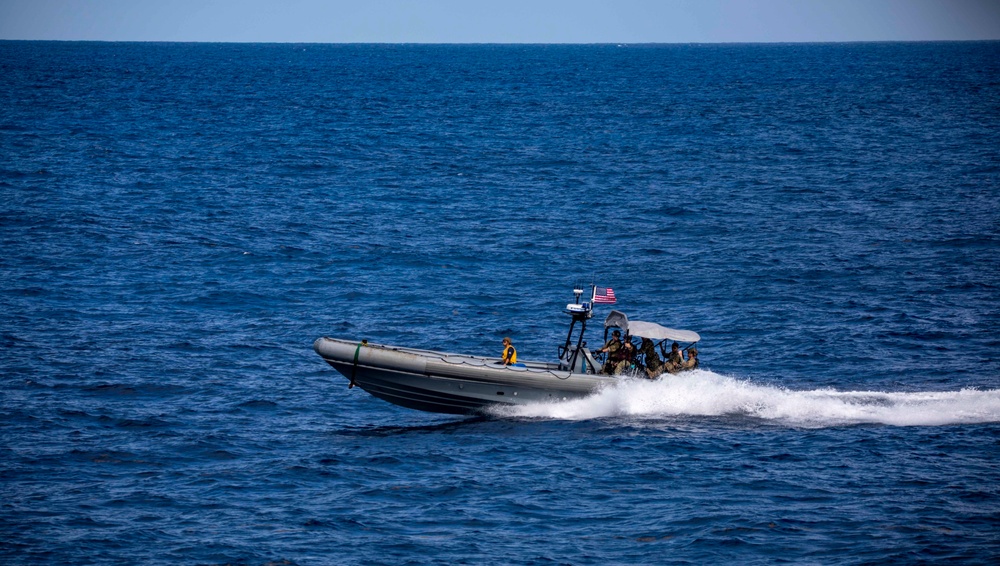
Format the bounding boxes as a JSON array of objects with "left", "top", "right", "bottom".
[{"left": 490, "top": 370, "right": 1000, "bottom": 427}]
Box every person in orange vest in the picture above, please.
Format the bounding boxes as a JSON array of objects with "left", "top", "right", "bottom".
[{"left": 501, "top": 337, "right": 517, "bottom": 365}]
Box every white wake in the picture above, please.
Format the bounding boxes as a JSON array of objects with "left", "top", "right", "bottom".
[{"left": 490, "top": 370, "right": 1000, "bottom": 427}]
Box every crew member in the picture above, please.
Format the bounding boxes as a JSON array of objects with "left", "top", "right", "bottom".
[
  {"left": 681, "top": 347, "right": 699, "bottom": 370},
  {"left": 662, "top": 342, "right": 684, "bottom": 374},
  {"left": 614, "top": 341, "right": 637, "bottom": 375},
  {"left": 639, "top": 338, "right": 663, "bottom": 378},
  {"left": 501, "top": 337, "right": 517, "bottom": 365},
  {"left": 596, "top": 330, "right": 623, "bottom": 374}
]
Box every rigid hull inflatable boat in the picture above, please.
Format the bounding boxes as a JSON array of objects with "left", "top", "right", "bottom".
[
  {"left": 313, "top": 337, "right": 611, "bottom": 414},
  {"left": 314, "top": 287, "right": 701, "bottom": 415}
]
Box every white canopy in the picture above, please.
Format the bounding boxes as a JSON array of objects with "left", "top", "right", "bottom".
[
  {"left": 603, "top": 310, "right": 700, "bottom": 343},
  {"left": 627, "top": 320, "right": 700, "bottom": 343}
]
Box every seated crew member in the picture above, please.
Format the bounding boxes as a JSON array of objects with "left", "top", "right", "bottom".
[
  {"left": 501, "top": 337, "right": 517, "bottom": 365},
  {"left": 596, "top": 329, "right": 624, "bottom": 374},
  {"left": 681, "top": 347, "right": 699, "bottom": 370},
  {"left": 639, "top": 338, "right": 663, "bottom": 378},
  {"left": 661, "top": 342, "right": 684, "bottom": 374},
  {"left": 614, "top": 341, "right": 636, "bottom": 375}
]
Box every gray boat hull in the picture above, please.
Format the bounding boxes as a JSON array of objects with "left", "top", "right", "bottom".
[{"left": 314, "top": 337, "right": 614, "bottom": 414}]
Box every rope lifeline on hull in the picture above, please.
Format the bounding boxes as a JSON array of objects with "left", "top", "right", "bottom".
[{"left": 349, "top": 340, "right": 367, "bottom": 389}]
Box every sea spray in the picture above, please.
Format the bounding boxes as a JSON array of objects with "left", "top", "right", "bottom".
[{"left": 491, "top": 370, "right": 1000, "bottom": 427}]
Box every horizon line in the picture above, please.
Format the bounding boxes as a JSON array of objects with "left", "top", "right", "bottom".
[{"left": 3, "top": 39, "right": 999, "bottom": 45}]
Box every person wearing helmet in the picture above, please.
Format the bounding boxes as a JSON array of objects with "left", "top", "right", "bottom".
[
  {"left": 596, "top": 329, "right": 623, "bottom": 374},
  {"left": 639, "top": 337, "right": 663, "bottom": 378},
  {"left": 614, "top": 340, "right": 637, "bottom": 375},
  {"left": 681, "top": 347, "right": 699, "bottom": 371},
  {"left": 662, "top": 342, "right": 684, "bottom": 373}
]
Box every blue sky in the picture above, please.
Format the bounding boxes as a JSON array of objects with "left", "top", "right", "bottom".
[{"left": 1, "top": 0, "right": 999, "bottom": 42}]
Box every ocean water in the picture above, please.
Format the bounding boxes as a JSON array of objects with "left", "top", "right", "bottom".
[{"left": 2, "top": 41, "right": 999, "bottom": 564}]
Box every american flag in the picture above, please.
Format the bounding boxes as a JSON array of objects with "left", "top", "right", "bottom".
[{"left": 593, "top": 287, "right": 616, "bottom": 304}]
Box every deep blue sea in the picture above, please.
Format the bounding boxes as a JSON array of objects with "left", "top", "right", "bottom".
[{"left": 2, "top": 41, "right": 1000, "bottom": 564}]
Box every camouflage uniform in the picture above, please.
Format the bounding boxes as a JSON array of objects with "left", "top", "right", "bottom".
[
  {"left": 639, "top": 338, "right": 663, "bottom": 378},
  {"left": 680, "top": 348, "right": 699, "bottom": 371},
  {"left": 613, "top": 342, "right": 636, "bottom": 375},
  {"left": 600, "top": 335, "right": 622, "bottom": 374},
  {"left": 663, "top": 343, "right": 684, "bottom": 374}
]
